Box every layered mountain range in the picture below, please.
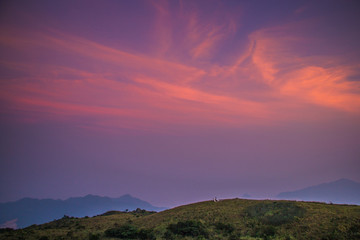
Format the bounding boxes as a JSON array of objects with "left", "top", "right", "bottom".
[{"left": 0, "top": 194, "right": 165, "bottom": 229}]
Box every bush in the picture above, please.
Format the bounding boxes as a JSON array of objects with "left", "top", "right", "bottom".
[
  {"left": 88, "top": 233, "right": 100, "bottom": 240},
  {"left": 0, "top": 228, "right": 14, "bottom": 233},
  {"left": 214, "top": 222, "right": 235, "bottom": 234},
  {"left": 260, "top": 225, "right": 276, "bottom": 238},
  {"left": 104, "top": 224, "right": 155, "bottom": 239},
  {"left": 100, "top": 211, "right": 122, "bottom": 216},
  {"left": 138, "top": 229, "right": 156, "bottom": 240},
  {"left": 347, "top": 223, "right": 360, "bottom": 239},
  {"left": 228, "top": 234, "right": 239, "bottom": 240},
  {"left": 163, "top": 230, "right": 175, "bottom": 240},
  {"left": 105, "top": 224, "right": 138, "bottom": 239},
  {"left": 244, "top": 201, "right": 306, "bottom": 225},
  {"left": 131, "top": 208, "right": 156, "bottom": 216},
  {"left": 167, "top": 220, "right": 208, "bottom": 237}
]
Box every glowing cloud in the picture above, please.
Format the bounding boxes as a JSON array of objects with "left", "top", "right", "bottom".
[{"left": 0, "top": 1, "right": 359, "bottom": 132}]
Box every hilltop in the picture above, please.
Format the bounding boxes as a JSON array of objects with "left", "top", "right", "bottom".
[{"left": 1, "top": 198, "right": 359, "bottom": 240}]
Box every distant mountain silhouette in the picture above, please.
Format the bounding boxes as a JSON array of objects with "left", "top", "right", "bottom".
[
  {"left": 0, "top": 194, "right": 166, "bottom": 229},
  {"left": 277, "top": 178, "right": 360, "bottom": 205},
  {"left": 241, "top": 193, "right": 252, "bottom": 198}
]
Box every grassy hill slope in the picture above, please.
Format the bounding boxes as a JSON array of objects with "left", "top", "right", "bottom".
[{"left": 1, "top": 199, "right": 359, "bottom": 240}]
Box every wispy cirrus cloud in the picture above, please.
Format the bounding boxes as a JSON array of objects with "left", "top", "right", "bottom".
[
  {"left": 248, "top": 24, "right": 360, "bottom": 112},
  {"left": 0, "top": 1, "right": 359, "bottom": 133}
]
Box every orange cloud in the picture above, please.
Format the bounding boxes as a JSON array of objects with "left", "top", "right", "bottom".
[
  {"left": 133, "top": 76, "right": 267, "bottom": 117},
  {"left": 247, "top": 24, "right": 360, "bottom": 113},
  {"left": 280, "top": 66, "right": 360, "bottom": 112}
]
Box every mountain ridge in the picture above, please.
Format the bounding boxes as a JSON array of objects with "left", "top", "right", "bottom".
[
  {"left": 0, "top": 194, "right": 166, "bottom": 229},
  {"left": 277, "top": 178, "right": 360, "bottom": 205}
]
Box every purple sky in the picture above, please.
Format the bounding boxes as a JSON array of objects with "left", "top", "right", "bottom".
[{"left": 1, "top": 0, "right": 360, "bottom": 207}]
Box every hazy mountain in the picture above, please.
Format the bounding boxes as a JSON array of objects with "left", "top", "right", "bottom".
[
  {"left": 0, "top": 194, "right": 166, "bottom": 229},
  {"left": 277, "top": 178, "right": 360, "bottom": 205}
]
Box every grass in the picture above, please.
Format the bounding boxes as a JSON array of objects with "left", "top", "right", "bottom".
[{"left": 0, "top": 199, "right": 359, "bottom": 240}]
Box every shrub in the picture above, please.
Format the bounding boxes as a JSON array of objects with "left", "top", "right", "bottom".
[
  {"left": 228, "top": 234, "right": 239, "bottom": 240},
  {"left": 138, "top": 229, "right": 156, "bottom": 240},
  {"left": 130, "top": 208, "right": 157, "bottom": 216},
  {"left": 347, "top": 223, "right": 360, "bottom": 239},
  {"left": 244, "top": 201, "right": 306, "bottom": 226},
  {"left": 0, "top": 228, "right": 14, "bottom": 233},
  {"left": 167, "top": 220, "right": 208, "bottom": 237},
  {"left": 214, "top": 222, "right": 235, "bottom": 234},
  {"left": 104, "top": 224, "right": 155, "bottom": 239},
  {"left": 88, "top": 233, "right": 100, "bottom": 240},
  {"left": 260, "top": 225, "right": 276, "bottom": 238},
  {"left": 105, "top": 224, "right": 138, "bottom": 239},
  {"left": 100, "top": 211, "right": 122, "bottom": 216},
  {"left": 163, "top": 230, "right": 175, "bottom": 240}
]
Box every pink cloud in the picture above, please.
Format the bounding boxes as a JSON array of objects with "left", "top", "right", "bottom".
[
  {"left": 247, "top": 24, "right": 360, "bottom": 113},
  {"left": 1, "top": 9, "right": 359, "bottom": 133}
]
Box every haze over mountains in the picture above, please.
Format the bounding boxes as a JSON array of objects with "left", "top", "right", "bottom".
[
  {"left": 2, "top": 197, "right": 360, "bottom": 240},
  {"left": 277, "top": 178, "right": 360, "bottom": 205},
  {"left": 0, "top": 194, "right": 165, "bottom": 229},
  {"left": 1, "top": 178, "right": 359, "bottom": 229}
]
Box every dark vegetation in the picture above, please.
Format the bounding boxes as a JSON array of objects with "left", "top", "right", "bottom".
[
  {"left": 0, "top": 228, "right": 14, "bottom": 234},
  {"left": 100, "top": 208, "right": 156, "bottom": 217},
  {"left": 165, "top": 220, "right": 208, "bottom": 238},
  {"left": 105, "top": 224, "right": 155, "bottom": 239},
  {"left": 214, "top": 222, "right": 234, "bottom": 234},
  {"left": 244, "top": 201, "right": 306, "bottom": 225},
  {"left": 0, "top": 199, "right": 359, "bottom": 240}
]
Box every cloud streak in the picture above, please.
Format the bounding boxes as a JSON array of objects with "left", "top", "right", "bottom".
[{"left": 0, "top": 1, "right": 359, "bottom": 133}]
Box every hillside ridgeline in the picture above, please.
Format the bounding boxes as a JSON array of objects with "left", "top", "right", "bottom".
[{"left": 0, "top": 198, "right": 359, "bottom": 240}]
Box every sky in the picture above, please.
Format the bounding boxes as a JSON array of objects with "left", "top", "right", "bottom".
[{"left": 0, "top": 0, "right": 360, "bottom": 207}]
